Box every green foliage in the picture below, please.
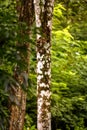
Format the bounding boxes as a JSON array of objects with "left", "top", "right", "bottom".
[
  {"left": 0, "top": 89, "right": 9, "bottom": 130},
  {"left": 51, "top": 1, "right": 87, "bottom": 130},
  {"left": 23, "top": 114, "right": 36, "bottom": 130},
  {"left": 0, "top": 0, "right": 87, "bottom": 130},
  {"left": 0, "top": 1, "right": 18, "bottom": 128}
]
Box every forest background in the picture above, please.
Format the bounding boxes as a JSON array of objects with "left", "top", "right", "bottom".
[{"left": 0, "top": 0, "right": 87, "bottom": 130}]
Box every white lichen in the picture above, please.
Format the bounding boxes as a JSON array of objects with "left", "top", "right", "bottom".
[
  {"left": 37, "top": 52, "right": 40, "bottom": 59},
  {"left": 44, "top": 42, "right": 50, "bottom": 49},
  {"left": 37, "top": 61, "right": 44, "bottom": 74},
  {"left": 40, "top": 83, "right": 46, "bottom": 87},
  {"left": 37, "top": 75, "right": 43, "bottom": 81},
  {"left": 40, "top": 90, "right": 50, "bottom": 97}
]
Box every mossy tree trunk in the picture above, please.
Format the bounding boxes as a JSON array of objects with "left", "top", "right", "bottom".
[
  {"left": 34, "top": 0, "right": 54, "bottom": 130},
  {"left": 9, "top": 0, "right": 34, "bottom": 130}
]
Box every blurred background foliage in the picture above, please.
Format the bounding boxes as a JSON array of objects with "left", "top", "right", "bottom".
[
  {"left": 0, "top": 0, "right": 87, "bottom": 130},
  {"left": 51, "top": 0, "right": 87, "bottom": 130}
]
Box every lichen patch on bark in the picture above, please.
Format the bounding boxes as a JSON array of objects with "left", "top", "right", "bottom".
[{"left": 34, "top": 0, "right": 54, "bottom": 129}]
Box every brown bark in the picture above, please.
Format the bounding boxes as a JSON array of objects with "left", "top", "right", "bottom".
[
  {"left": 9, "top": 87, "right": 27, "bottom": 130},
  {"left": 34, "top": 0, "right": 54, "bottom": 130},
  {"left": 9, "top": 0, "right": 34, "bottom": 130}
]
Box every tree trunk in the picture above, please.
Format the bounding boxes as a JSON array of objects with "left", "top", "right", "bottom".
[
  {"left": 34, "top": 0, "right": 54, "bottom": 130},
  {"left": 9, "top": 87, "right": 27, "bottom": 130},
  {"left": 9, "top": 0, "right": 34, "bottom": 130}
]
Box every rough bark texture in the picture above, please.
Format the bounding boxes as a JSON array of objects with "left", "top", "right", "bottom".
[
  {"left": 34, "top": 0, "right": 54, "bottom": 130},
  {"left": 9, "top": 87, "right": 27, "bottom": 130},
  {"left": 9, "top": 0, "right": 34, "bottom": 130}
]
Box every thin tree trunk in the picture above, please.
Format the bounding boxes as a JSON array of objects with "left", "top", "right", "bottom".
[
  {"left": 34, "top": 0, "right": 54, "bottom": 130},
  {"left": 9, "top": 0, "right": 34, "bottom": 130}
]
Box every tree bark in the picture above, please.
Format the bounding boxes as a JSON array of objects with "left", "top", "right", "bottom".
[
  {"left": 34, "top": 0, "right": 54, "bottom": 130},
  {"left": 9, "top": 0, "right": 34, "bottom": 130}
]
